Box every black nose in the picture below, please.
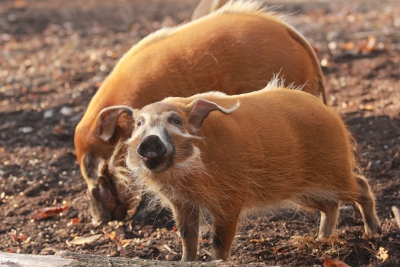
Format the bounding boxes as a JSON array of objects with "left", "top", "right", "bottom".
[{"left": 137, "top": 135, "right": 166, "bottom": 159}]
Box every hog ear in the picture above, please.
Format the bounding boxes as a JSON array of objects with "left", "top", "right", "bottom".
[
  {"left": 97, "top": 105, "right": 135, "bottom": 141},
  {"left": 188, "top": 99, "right": 240, "bottom": 133},
  {"left": 191, "top": 0, "right": 229, "bottom": 20},
  {"left": 82, "top": 153, "right": 102, "bottom": 183}
]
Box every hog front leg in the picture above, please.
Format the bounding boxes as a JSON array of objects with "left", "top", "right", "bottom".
[
  {"left": 211, "top": 210, "right": 241, "bottom": 261},
  {"left": 171, "top": 203, "right": 200, "bottom": 261}
]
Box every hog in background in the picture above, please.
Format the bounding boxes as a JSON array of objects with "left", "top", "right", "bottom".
[
  {"left": 74, "top": 0, "right": 326, "bottom": 223},
  {"left": 124, "top": 79, "right": 380, "bottom": 261}
]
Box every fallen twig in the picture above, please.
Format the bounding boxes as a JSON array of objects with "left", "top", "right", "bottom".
[{"left": 163, "top": 244, "right": 178, "bottom": 255}]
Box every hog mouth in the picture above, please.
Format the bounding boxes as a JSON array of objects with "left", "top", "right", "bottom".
[
  {"left": 143, "top": 157, "right": 165, "bottom": 170},
  {"left": 139, "top": 154, "right": 172, "bottom": 173},
  {"left": 136, "top": 134, "right": 174, "bottom": 173},
  {"left": 91, "top": 175, "right": 128, "bottom": 221}
]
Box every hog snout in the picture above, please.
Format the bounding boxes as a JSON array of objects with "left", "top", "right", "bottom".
[
  {"left": 137, "top": 135, "right": 167, "bottom": 170},
  {"left": 91, "top": 176, "right": 128, "bottom": 221},
  {"left": 138, "top": 135, "right": 167, "bottom": 158}
]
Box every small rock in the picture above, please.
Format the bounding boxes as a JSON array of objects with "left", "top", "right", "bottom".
[
  {"left": 43, "top": 109, "right": 55, "bottom": 119},
  {"left": 0, "top": 33, "right": 11, "bottom": 41},
  {"left": 5, "top": 76, "right": 14, "bottom": 84},
  {"left": 99, "top": 64, "right": 108, "bottom": 72},
  {"left": 326, "top": 31, "right": 338, "bottom": 41},
  {"left": 92, "top": 75, "right": 104, "bottom": 83},
  {"left": 60, "top": 106, "right": 72, "bottom": 116},
  {"left": 18, "top": 126, "right": 34, "bottom": 134},
  {"left": 328, "top": 41, "right": 337, "bottom": 50}
]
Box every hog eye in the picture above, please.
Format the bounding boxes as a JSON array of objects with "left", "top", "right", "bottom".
[
  {"left": 136, "top": 117, "right": 144, "bottom": 127},
  {"left": 172, "top": 118, "right": 181, "bottom": 125},
  {"left": 169, "top": 114, "right": 182, "bottom": 126}
]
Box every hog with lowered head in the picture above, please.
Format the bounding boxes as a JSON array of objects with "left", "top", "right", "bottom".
[
  {"left": 74, "top": 0, "right": 327, "bottom": 223},
  {"left": 124, "top": 80, "right": 380, "bottom": 261}
]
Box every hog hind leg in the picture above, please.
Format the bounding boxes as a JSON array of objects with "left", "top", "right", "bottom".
[
  {"left": 353, "top": 174, "right": 381, "bottom": 236},
  {"left": 296, "top": 196, "right": 339, "bottom": 239}
]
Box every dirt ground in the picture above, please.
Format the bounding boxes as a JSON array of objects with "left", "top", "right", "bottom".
[{"left": 0, "top": 0, "right": 399, "bottom": 266}]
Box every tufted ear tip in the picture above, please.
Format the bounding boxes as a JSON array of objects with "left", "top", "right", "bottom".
[
  {"left": 97, "top": 105, "right": 135, "bottom": 141},
  {"left": 188, "top": 99, "right": 239, "bottom": 133}
]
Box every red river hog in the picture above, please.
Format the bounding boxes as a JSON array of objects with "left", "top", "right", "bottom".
[
  {"left": 74, "top": 0, "right": 326, "bottom": 223},
  {"left": 124, "top": 80, "right": 380, "bottom": 262}
]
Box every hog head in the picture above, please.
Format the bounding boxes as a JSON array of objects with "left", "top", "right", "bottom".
[
  {"left": 126, "top": 99, "right": 239, "bottom": 176},
  {"left": 75, "top": 106, "right": 137, "bottom": 222}
]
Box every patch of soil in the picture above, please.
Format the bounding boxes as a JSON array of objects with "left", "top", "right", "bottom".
[{"left": 0, "top": 0, "right": 399, "bottom": 266}]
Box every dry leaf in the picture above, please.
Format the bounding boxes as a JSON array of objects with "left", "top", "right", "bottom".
[
  {"left": 32, "top": 204, "right": 69, "bottom": 220},
  {"left": 68, "top": 234, "right": 102, "bottom": 245},
  {"left": 119, "top": 239, "right": 133, "bottom": 245},
  {"left": 109, "top": 231, "right": 117, "bottom": 240},
  {"left": 342, "top": 42, "right": 355, "bottom": 50},
  {"left": 324, "top": 255, "right": 350, "bottom": 267},
  {"left": 67, "top": 218, "right": 79, "bottom": 226},
  {"left": 377, "top": 247, "right": 389, "bottom": 262},
  {"left": 11, "top": 233, "right": 27, "bottom": 243},
  {"left": 53, "top": 125, "right": 64, "bottom": 133},
  {"left": 359, "top": 104, "right": 374, "bottom": 111},
  {"left": 365, "top": 35, "right": 377, "bottom": 52},
  {"left": 358, "top": 36, "right": 376, "bottom": 53}
]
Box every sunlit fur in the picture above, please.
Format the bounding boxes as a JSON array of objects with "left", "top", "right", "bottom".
[
  {"left": 74, "top": 0, "right": 326, "bottom": 222},
  {"left": 125, "top": 80, "right": 380, "bottom": 261},
  {"left": 108, "top": 140, "right": 136, "bottom": 197}
]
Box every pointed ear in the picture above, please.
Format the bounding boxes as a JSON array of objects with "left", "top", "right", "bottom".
[
  {"left": 188, "top": 99, "right": 240, "bottom": 133},
  {"left": 97, "top": 105, "right": 135, "bottom": 141}
]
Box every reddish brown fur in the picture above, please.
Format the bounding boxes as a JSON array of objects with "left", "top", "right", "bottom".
[
  {"left": 74, "top": 1, "right": 326, "bottom": 222},
  {"left": 125, "top": 84, "right": 380, "bottom": 261}
]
